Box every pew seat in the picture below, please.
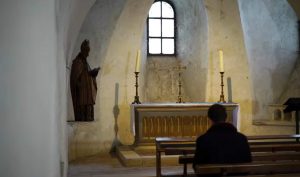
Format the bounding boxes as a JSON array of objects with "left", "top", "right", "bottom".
[{"left": 194, "top": 161, "right": 300, "bottom": 176}]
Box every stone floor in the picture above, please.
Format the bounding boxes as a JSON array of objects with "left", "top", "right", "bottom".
[
  {"left": 68, "top": 153, "right": 185, "bottom": 177},
  {"left": 68, "top": 154, "right": 300, "bottom": 177}
]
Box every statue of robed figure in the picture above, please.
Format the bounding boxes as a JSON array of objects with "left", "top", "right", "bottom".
[{"left": 70, "top": 39, "right": 100, "bottom": 121}]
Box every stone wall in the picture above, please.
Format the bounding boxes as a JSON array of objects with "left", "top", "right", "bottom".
[
  {"left": 238, "top": 0, "right": 298, "bottom": 120},
  {"left": 67, "top": 0, "right": 155, "bottom": 161},
  {"left": 173, "top": 0, "right": 209, "bottom": 102},
  {"left": 0, "top": 1, "right": 61, "bottom": 177},
  {"left": 67, "top": 0, "right": 299, "bottom": 161},
  {"left": 203, "top": 0, "right": 253, "bottom": 132},
  {"left": 145, "top": 57, "right": 185, "bottom": 102}
]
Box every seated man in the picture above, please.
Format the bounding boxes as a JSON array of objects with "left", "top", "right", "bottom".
[{"left": 193, "top": 104, "right": 252, "bottom": 175}]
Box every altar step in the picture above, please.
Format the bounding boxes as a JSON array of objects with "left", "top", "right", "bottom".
[{"left": 116, "top": 145, "right": 180, "bottom": 167}]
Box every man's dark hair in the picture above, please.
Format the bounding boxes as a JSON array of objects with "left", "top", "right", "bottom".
[{"left": 208, "top": 104, "right": 227, "bottom": 122}]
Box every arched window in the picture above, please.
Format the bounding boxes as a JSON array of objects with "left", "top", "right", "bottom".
[{"left": 147, "top": 0, "right": 176, "bottom": 55}]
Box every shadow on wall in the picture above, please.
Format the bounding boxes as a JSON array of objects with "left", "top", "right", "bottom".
[
  {"left": 227, "top": 77, "right": 233, "bottom": 103},
  {"left": 110, "top": 83, "right": 120, "bottom": 153}
]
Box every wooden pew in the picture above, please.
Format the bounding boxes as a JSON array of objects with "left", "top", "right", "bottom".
[
  {"left": 180, "top": 149, "right": 300, "bottom": 176},
  {"left": 194, "top": 161, "right": 300, "bottom": 176},
  {"left": 156, "top": 137, "right": 194, "bottom": 177},
  {"left": 155, "top": 135, "right": 300, "bottom": 177},
  {"left": 180, "top": 151, "right": 300, "bottom": 163}
]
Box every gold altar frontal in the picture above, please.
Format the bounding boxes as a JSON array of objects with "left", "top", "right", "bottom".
[
  {"left": 117, "top": 103, "right": 239, "bottom": 167},
  {"left": 132, "top": 103, "right": 239, "bottom": 145}
]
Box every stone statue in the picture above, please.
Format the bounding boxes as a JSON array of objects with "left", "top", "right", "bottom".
[{"left": 70, "top": 40, "right": 100, "bottom": 121}]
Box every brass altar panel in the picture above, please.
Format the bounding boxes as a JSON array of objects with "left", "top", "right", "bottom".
[
  {"left": 141, "top": 115, "right": 210, "bottom": 140},
  {"left": 132, "top": 103, "right": 238, "bottom": 145}
]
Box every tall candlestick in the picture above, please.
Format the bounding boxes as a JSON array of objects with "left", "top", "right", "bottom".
[
  {"left": 219, "top": 71, "right": 226, "bottom": 103},
  {"left": 132, "top": 72, "right": 141, "bottom": 104},
  {"left": 135, "top": 50, "right": 141, "bottom": 73},
  {"left": 219, "top": 50, "right": 224, "bottom": 72}
]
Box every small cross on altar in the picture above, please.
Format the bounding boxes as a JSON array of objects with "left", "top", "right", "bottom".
[{"left": 173, "top": 65, "right": 187, "bottom": 103}]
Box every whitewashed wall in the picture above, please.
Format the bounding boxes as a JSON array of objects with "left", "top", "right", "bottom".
[
  {"left": 67, "top": 0, "right": 299, "bottom": 161},
  {"left": 0, "top": 1, "right": 60, "bottom": 177},
  {"left": 173, "top": 0, "right": 209, "bottom": 102},
  {"left": 239, "top": 0, "right": 298, "bottom": 120},
  {"left": 67, "top": 0, "right": 154, "bottom": 161},
  {"left": 56, "top": 0, "right": 96, "bottom": 175},
  {"left": 145, "top": 57, "right": 185, "bottom": 102},
  {"left": 144, "top": 0, "right": 208, "bottom": 103},
  {"left": 1, "top": 0, "right": 298, "bottom": 175}
]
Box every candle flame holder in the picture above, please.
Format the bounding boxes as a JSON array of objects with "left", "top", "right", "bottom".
[{"left": 174, "top": 65, "right": 186, "bottom": 103}]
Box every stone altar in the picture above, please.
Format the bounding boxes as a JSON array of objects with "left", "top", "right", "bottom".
[
  {"left": 117, "top": 103, "right": 239, "bottom": 167},
  {"left": 131, "top": 103, "right": 239, "bottom": 145}
]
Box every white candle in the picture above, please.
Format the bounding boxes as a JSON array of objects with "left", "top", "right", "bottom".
[
  {"left": 219, "top": 50, "right": 224, "bottom": 72},
  {"left": 135, "top": 50, "right": 141, "bottom": 72}
]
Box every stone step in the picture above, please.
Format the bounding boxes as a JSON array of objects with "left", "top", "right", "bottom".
[{"left": 116, "top": 145, "right": 181, "bottom": 167}]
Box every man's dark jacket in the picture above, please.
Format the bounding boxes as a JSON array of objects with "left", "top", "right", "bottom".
[{"left": 193, "top": 122, "right": 252, "bottom": 168}]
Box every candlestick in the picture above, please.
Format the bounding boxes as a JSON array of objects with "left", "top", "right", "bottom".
[
  {"left": 132, "top": 72, "right": 141, "bottom": 104},
  {"left": 219, "top": 50, "right": 224, "bottom": 72},
  {"left": 135, "top": 50, "right": 141, "bottom": 73},
  {"left": 219, "top": 71, "right": 226, "bottom": 103},
  {"left": 174, "top": 65, "right": 186, "bottom": 103},
  {"left": 177, "top": 72, "right": 183, "bottom": 103}
]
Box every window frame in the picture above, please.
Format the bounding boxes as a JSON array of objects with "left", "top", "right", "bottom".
[{"left": 147, "top": 0, "right": 177, "bottom": 56}]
